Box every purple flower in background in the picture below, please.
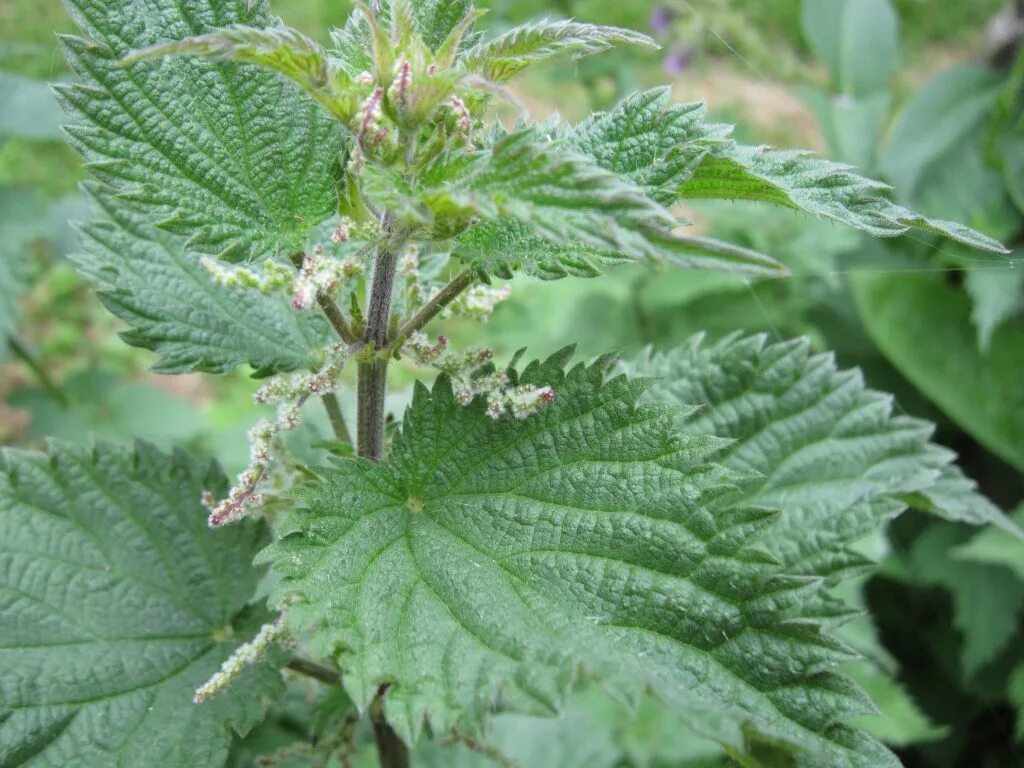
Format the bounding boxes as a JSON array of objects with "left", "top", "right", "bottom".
[
  {"left": 650, "top": 6, "right": 674, "bottom": 33},
  {"left": 664, "top": 44, "right": 693, "bottom": 76}
]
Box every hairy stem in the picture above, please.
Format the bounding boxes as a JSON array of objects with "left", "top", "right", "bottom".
[
  {"left": 371, "top": 689, "right": 410, "bottom": 768},
  {"left": 321, "top": 393, "right": 352, "bottom": 445},
  {"left": 356, "top": 215, "right": 410, "bottom": 768},
  {"left": 358, "top": 214, "right": 403, "bottom": 462},
  {"left": 286, "top": 656, "right": 342, "bottom": 686},
  {"left": 318, "top": 293, "right": 360, "bottom": 344},
  {"left": 391, "top": 269, "right": 476, "bottom": 350}
]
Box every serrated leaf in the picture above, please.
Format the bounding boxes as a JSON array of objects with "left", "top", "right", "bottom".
[
  {"left": 852, "top": 271, "right": 1024, "bottom": 471},
  {"left": 58, "top": 0, "right": 342, "bottom": 261},
  {"left": 680, "top": 145, "right": 1007, "bottom": 253},
  {"left": 122, "top": 23, "right": 359, "bottom": 124},
  {"left": 71, "top": 185, "right": 333, "bottom": 375},
  {"left": 633, "top": 334, "right": 1021, "bottom": 567},
  {"left": 263, "top": 350, "right": 898, "bottom": 768},
  {"left": 396, "top": 128, "right": 785, "bottom": 276},
  {"left": 461, "top": 19, "right": 657, "bottom": 83},
  {"left": 565, "top": 87, "right": 730, "bottom": 205},
  {"left": 0, "top": 440, "right": 282, "bottom": 767},
  {"left": 564, "top": 88, "right": 1007, "bottom": 254}
]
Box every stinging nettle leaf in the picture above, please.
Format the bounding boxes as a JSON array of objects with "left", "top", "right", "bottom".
[
  {"left": 57, "top": 0, "right": 343, "bottom": 262},
  {"left": 371, "top": 127, "right": 785, "bottom": 276},
  {"left": 0, "top": 439, "right": 282, "bottom": 768},
  {"left": 566, "top": 88, "right": 1007, "bottom": 254},
  {"left": 72, "top": 184, "right": 333, "bottom": 375},
  {"left": 121, "top": 23, "right": 360, "bottom": 124},
  {"left": 263, "top": 349, "right": 902, "bottom": 768},
  {"left": 633, "top": 334, "right": 1022, "bottom": 567},
  {"left": 461, "top": 18, "right": 658, "bottom": 83}
]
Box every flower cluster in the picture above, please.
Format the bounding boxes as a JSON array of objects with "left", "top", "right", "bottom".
[
  {"left": 204, "top": 343, "right": 350, "bottom": 527},
  {"left": 404, "top": 333, "right": 554, "bottom": 420},
  {"left": 291, "top": 244, "right": 364, "bottom": 311},
  {"left": 447, "top": 284, "right": 512, "bottom": 322},
  {"left": 200, "top": 257, "right": 293, "bottom": 294},
  {"left": 194, "top": 612, "right": 288, "bottom": 704}
]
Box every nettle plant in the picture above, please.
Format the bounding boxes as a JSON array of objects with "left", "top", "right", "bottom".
[{"left": 0, "top": 1, "right": 1020, "bottom": 767}]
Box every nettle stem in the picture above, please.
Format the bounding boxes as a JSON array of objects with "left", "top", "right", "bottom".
[{"left": 355, "top": 212, "right": 412, "bottom": 768}]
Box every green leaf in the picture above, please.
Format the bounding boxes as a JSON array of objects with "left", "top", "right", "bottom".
[
  {"left": 0, "top": 71, "right": 65, "bottom": 141},
  {"left": 72, "top": 185, "right": 333, "bottom": 375},
  {"left": 412, "top": 0, "right": 475, "bottom": 51},
  {"left": 461, "top": 19, "right": 657, "bottom": 83},
  {"left": 57, "top": 0, "right": 342, "bottom": 261},
  {"left": 263, "top": 350, "right": 899, "bottom": 768},
  {"left": 899, "top": 524, "right": 1024, "bottom": 676},
  {"left": 852, "top": 271, "right": 1024, "bottom": 472},
  {"left": 121, "top": 23, "right": 359, "bottom": 124},
  {"left": 564, "top": 89, "right": 1006, "bottom": 254},
  {"left": 964, "top": 258, "right": 1024, "bottom": 351},
  {"left": 564, "top": 87, "right": 731, "bottom": 205},
  {"left": 800, "top": 0, "right": 900, "bottom": 97},
  {"left": 633, "top": 334, "right": 1020, "bottom": 556},
  {"left": 0, "top": 440, "right": 281, "bottom": 767},
  {"left": 413, "top": 128, "right": 785, "bottom": 276},
  {"left": 842, "top": 662, "right": 947, "bottom": 747},
  {"left": 953, "top": 505, "right": 1024, "bottom": 582},
  {"left": 680, "top": 145, "right": 1008, "bottom": 254},
  {"left": 880, "top": 65, "right": 1002, "bottom": 201}
]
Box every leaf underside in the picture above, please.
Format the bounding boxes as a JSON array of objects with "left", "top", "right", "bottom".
[
  {"left": 58, "top": 0, "right": 342, "bottom": 262},
  {"left": 0, "top": 440, "right": 280, "bottom": 768}
]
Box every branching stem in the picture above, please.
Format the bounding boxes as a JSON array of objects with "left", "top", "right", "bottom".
[
  {"left": 286, "top": 656, "right": 342, "bottom": 686},
  {"left": 321, "top": 392, "right": 352, "bottom": 445},
  {"left": 389, "top": 269, "right": 477, "bottom": 352}
]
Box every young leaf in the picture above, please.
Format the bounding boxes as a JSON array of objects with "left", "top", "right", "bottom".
[
  {"left": 122, "top": 24, "right": 360, "bottom": 124},
  {"left": 632, "top": 334, "right": 1022, "bottom": 567},
  {"left": 72, "top": 185, "right": 333, "bottom": 375},
  {"left": 566, "top": 88, "right": 1007, "bottom": 254},
  {"left": 461, "top": 19, "right": 657, "bottom": 83},
  {"left": 58, "top": 0, "right": 342, "bottom": 261},
  {"left": 0, "top": 440, "right": 281, "bottom": 767},
  {"left": 263, "top": 351, "right": 898, "bottom": 768},
  {"left": 370, "top": 128, "right": 785, "bottom": 275}
]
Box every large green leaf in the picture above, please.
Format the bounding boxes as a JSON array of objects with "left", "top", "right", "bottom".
[
  {"left": 0, "top": 440, "right": 281, "bottom": 767},
  {"left": 633, "top": 335, "right": 1019, "bottom": 568},
  {"left": 57, "top": 0, "right": 342, "bottom": 261},
  {"left": 72, "top": 185, "right": 332, "bottom": 375},
  {"left": 565, "top": 89, "right": 1007, "bottom": 254},
  {"left": 852, "top": 271, "right": 1024, "bottom": 472},
  {"left": 264, "top": 348, "right": 904, "bottom": 768}
]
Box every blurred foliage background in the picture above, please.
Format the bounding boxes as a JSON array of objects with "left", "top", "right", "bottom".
[{"left": 2, "top": 0, "right": 1023, "bottom": 766}]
